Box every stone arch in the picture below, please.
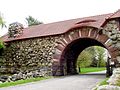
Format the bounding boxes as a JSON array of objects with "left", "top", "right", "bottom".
[{"left": 52, "top": 26, "right": 119, "bottom": 76}]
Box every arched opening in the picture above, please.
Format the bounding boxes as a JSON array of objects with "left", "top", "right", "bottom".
[{"left": 60, "top": 38, "right": 111, "bottom": 76}]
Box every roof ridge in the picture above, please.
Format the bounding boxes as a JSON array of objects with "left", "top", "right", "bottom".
[
  {"left": 106, "top": 9, "right": 120, "bottom": 19},
  {"left": 34, "top": 13, "right": 112, "bottom": 26},
  {"left": 23, "top": 13, "right": 112, "bottom": 30}
]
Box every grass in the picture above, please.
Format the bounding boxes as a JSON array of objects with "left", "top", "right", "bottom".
[
  {"left": 93, "top": 78, "right": 109, "bottom": 90},
  {"left": 80, "top": 67, "right": 106, "bottom": 74},
  {"left": 98, "top": 77, "right": 120, "bottom": 86},
  {"left": 116, "top": 79, "right": 120, "bottom": 86},
  {"left": 99, "top": 78, "right": 109, "bottom": 86},
  {"left": 0, "top": 76, "right": 51, "bottom": 88}
]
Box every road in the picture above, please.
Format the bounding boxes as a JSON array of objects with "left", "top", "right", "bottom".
[{"left": 0, "top": 71, "right": 106, "bottom": 90}]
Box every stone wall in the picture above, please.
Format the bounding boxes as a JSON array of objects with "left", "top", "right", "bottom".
[
  {"left": 95, "top": 19, "right": 120, "bottom": 90},
  {"left": 103, "top": 19, "right": 120, "bottom": 65},
  {"left": 0, "top": 36, "right": 60, "bottom": 76}
]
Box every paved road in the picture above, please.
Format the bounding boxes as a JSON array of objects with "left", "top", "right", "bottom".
[{"left": 0, "top": 71, "right": 106, "bottom": 90}]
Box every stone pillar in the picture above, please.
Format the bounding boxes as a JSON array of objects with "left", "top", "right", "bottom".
[
  {"left": 103, "top": 20, "right": 120, "bottom": 66},
  {"left": 8, "top": 22, "right": 24, "bottom": 38}
]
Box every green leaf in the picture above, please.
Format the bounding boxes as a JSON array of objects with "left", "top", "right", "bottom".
[{"left": 26, "top": 16, "right": 43, "bottom": 26}]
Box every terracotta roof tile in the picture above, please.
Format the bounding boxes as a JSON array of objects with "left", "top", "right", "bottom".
[
  {"left": 108, "top": 9, "right": 120, "bottom": 19},
  {"left": 1, "top": 12, "right": 114, "bottom": 42}
]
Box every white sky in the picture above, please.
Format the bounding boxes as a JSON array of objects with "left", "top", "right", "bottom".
[{"left": 0, "top": 0, "right": 120, "bottom": 36}]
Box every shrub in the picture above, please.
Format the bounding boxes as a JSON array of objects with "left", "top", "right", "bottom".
[{"left": 0, "top": 40, "right": 4, "bottom": 49}]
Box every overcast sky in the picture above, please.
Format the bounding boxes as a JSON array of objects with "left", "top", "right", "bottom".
[{"left": 0, "top": 0, "right": 120, "bottom": 36}]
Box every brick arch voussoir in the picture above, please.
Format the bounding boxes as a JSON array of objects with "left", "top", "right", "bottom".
[
  {"left": 54, "top": 27, "right": 115, "bottom": 60},
  {"left": 53, "top": 27, "right": 120, "bottom": 66},
  {"left": 96, "top": 34, "right": 119, "bottom": 61},
  {"left": 108, "top": 46, "right": 119, "bottom": 60}
]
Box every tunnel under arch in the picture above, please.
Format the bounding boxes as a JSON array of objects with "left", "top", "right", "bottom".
[{"left": 60, "top": 38, "right": 108, "bottom": 75}]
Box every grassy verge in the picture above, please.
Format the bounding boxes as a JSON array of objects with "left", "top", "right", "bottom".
[
  {"left": 93, "top": 78, "right": 109, "bottom": 90},
  {"left": 80, "top": 67, "right": 106, "bottom": 74},
  {"left": 0, "top": 76, "right": 51, "bottom": 88},
  {"left": 98, "top": 77, "right": 120, "bottom": 86},
  {"left": 116, "top": 79, "right": 120, "bottom": 86},
  {"left": 99, "top": 78, "right": 109, "bottom": 86},
  {"left": 94, "top": 77, "right": 120, "bottom": 90}
]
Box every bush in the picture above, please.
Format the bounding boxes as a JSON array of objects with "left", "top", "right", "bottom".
[
  {"left": 0, "top": 40, "right": 4, "bottom": 49},
  {"left": 0, "top": 40, "right": 4, "bottom": 56}
]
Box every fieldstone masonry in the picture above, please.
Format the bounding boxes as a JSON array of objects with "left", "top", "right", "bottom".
[
  {"left": 0, "top": 36, "right": 61, "bottom": 82},
  {"left": 103, "top": 20, "right": 120, "bottom": 64},
  {"left": 8, "top": 22, "right": 24, "bottom": 38},
  {"left": 0, "top": 37, "right": 60, "bottom": 74},
  {"left": 96, "top": 19, "right": 120, "bottom": 90}
]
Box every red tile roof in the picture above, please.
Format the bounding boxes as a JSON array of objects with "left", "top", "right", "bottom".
[
  {"left": 2, "top": 10, "right": 120, "bottom": 42},
  {"left": 108, "top": 9, "right": 120, "bottom": 19}
]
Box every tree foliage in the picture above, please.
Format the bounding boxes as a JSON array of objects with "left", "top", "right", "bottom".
[
  {"left": 26, "top": 16, "right": 43, "bottom": 26},
  {"left": 77, "top": 50, "right": 92, "bottom": 68},
  {"left": 0, "top": 41, "right": 4, "bottom": 49},
  {"left": 0, "top": 13, "right": 6, "bottom": 49},
  {"left": 0, "top": 13, "right": 6, "bottom": 28},
  {"left": 77, "top": 46, "right": 106, "bottom": 68},
  {"left": 95, "top": 46, "right": 106, "bottom": 67}
]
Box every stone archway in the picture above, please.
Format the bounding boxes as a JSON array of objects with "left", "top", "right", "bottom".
[
  {"left": 52, "top": 26, "right": 119, "bottom": 76},
  {"left": 60, "top": 38, "right": 107, "bottom": 75}
]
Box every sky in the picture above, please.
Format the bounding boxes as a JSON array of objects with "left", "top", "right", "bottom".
[{"left": 0, "top": 0, "right": 120, "bottom": 36}]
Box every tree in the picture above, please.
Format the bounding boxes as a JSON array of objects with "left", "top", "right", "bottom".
[
  {"left": 95, "top": 46, "right": 106, "bottom": 67},
  {"left": 26, "top": 16, "right": 43, "bottom": 26},
  {"left": 84, "top": 47, "right": 98, "bottom": 67},
  {"left": 77, "top": 46, "right": 106, "bottom": 68},
  {"left": 0, "top": 12, "right": 6, "bottom": 49},
  {"left": 0, "top": 13, "right": 6, "bottom": 28},
  {"left": 77, "top": 50, "right": 92, "bottom": 68}
]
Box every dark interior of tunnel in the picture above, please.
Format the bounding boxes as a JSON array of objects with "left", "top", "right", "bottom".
[
  {"left": 0, "top": 48, "right": 3, "bottom": 56},
  {"left": 60, "top": 38, "right": 106, "bottom": 75}
]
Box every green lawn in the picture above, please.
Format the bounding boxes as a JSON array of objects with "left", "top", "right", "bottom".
[
  {"left": 80, "top": 67, "right": 106, "bottom": 74},
  {"left": 0, "top": 77, "right": 51, "bottom": 88}
]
